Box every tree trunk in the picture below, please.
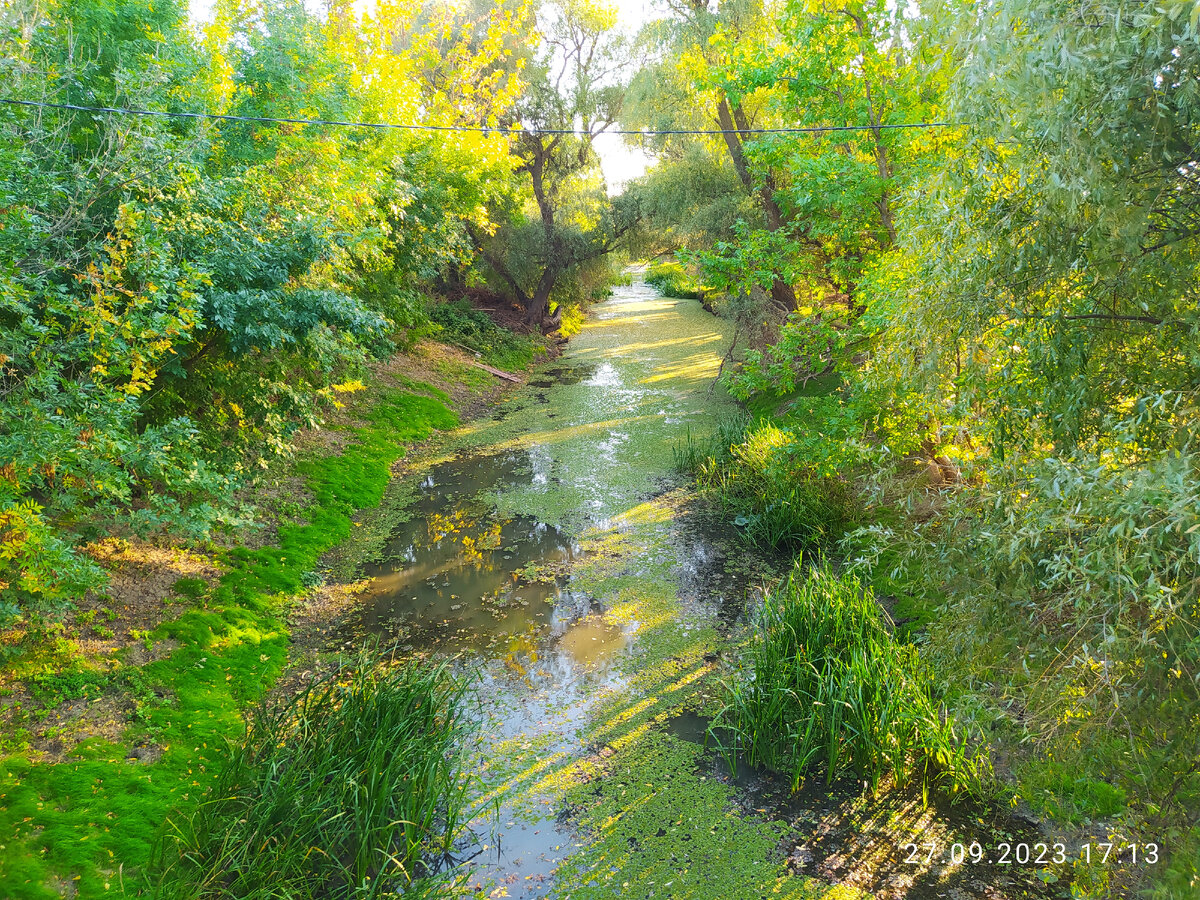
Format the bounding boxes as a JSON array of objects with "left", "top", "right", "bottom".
[
  {"left": 770, "top": 279, "right": 799, "bottom": 316},
  {"left": 525, "top": 266, "right": 558, "bottom": 327},
  {"left": 522, "top": 136, "right": 564, "bottom": 328},
  {"left": 846, "top": 9, "right": 897, "bottom": 248},
  {"left": 716, "top": 97, "right": 800, "bottom": 314}
]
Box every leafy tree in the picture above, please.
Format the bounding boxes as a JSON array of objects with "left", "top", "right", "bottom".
[
  {"left": 622, "top": 0, "right": 802, "bottom": 313},
  {"left": 850, "top": 1, "right": 1200, "bottom": 879},
  {"left": 473, "top": 0, "right": 634, "bottom": 328},
  {"left": 874, "top": 0, "right": 1200, "bottom": 452},
  {"left": 0, "top": 0, "right": 531, "bottom": 619},
  {"left": 0, "top": 0, "right": 230, "bottom": 615}
]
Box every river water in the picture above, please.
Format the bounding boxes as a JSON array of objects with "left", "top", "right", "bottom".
[{"left": 339, "top": 278, "right": 1054, "bottom": 900}]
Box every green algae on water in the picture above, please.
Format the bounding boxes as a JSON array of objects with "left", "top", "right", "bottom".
[{"left": 453, "top": 291, "right": 737, "bottom": 531}]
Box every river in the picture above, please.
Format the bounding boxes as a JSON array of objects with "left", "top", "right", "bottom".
[{"left": 337, "top": 277, "right": 1054, "bottom": 900}]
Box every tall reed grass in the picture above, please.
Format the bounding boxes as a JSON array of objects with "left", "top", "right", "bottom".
[
  {"left": 672, "top": 412, "right": 750, "bottom": 475},
  {"left": 152, "top": 654, "right": 473, "bottom": 899},
  {"left": 717, "top": 561, "right": 985, "bottom": 801},
  {"left": 675, "top": 413, "right": 856, "bottom": 552}
]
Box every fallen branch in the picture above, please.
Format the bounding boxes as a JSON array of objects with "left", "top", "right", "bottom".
[{"left": 472, "top": 360, "right": 523, "bottom": 383}]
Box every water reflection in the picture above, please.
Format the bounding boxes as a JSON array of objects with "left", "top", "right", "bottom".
[{"left": 347, "top": 419, "right": 635, "bottom": 684}]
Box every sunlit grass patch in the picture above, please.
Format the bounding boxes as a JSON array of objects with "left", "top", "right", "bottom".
[
  {"left": 676, "top": 412, "right": 859, "bottom": 552},
  {"left": 645, "top": 260, "right": 706, "bottom": 300}
]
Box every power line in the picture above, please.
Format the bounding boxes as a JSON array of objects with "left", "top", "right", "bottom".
[{"left": 0, "top": 97, "right": 958, "bottom": 137}]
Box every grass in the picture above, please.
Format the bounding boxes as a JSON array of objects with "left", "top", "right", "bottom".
[
  {"left": 0, "top": 386, "right": 462, "bottom": 898},
  {"left": 671, "top": 411, "right": 751, "bottom": 475},
  {"left": 675, "top": 413, "right": 858, "bottom": 552},
  {"left": 1018, "top": 759, "right": 1128, "bottom": 826},
  {"left": 25, "top": 668, "right": 107, "bottom": 708},
  {"left": 429, "top": 299, "right": 545, "bottom": 371},
  {"left": 716, "top": 561, "right": 985, "bottom": 801},
  {"left": 151, "top": 652, "right": 472, "bottom": 900},
  {"left": 645, "top": 260, "right": 704, "bottom": 300}
]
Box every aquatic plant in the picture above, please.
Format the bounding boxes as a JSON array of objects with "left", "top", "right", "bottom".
[
  {"left": 718, "top": 561, "right": 985, "bottom": 800},
  {"left": 645, "top": 260, "right": 705, "bottom": 300},
  {"left": 676, "top": 411, "right": 858, "bottom": 551},
  {"left": 151, "top": 653, "right": 473, "bottom": 899},
  {"left": 672, "top": 410, "right": 750, "bottom": 475}
]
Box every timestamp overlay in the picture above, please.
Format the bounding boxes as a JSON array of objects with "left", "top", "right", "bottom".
[{"left": 901, "top": 841, "right": 1163, "bottom": 868}]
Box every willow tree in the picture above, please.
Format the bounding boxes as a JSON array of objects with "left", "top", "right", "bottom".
[
  {"left": 472, "top": 0, "right": 633, "bottom": 328},
  {"left": 868, "top": 1, "right": 1200, "bottom": 870}
]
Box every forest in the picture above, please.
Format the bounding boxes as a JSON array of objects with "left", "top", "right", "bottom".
[{"left": 1, "top": 0, "right": 1198, "bottom": 898}]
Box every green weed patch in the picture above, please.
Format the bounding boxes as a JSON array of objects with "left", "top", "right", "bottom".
[
  {"left": 152, "top": 655, "right": 472, "bottom": 900},
  {"left": 677, "top": 412, "right": 860, "bottom": 552},
  {"left": 645, "top": 261, "right": 705, "bottom": 300},
  {"left": 718, "top": 562, "right": 985, "bottom": 800},
  {"left": 430, "top": 299, "right": 545, "bottom": 372}
]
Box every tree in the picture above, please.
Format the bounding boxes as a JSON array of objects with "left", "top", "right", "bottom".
[
  {"left": 473, "top": 0, "right": 633, "bottom": 329},
  {"left": 874, "top": 0, "right": 1200, "bottom": 451},
  {"left": 0, "top": 0, "right": 531, "bottom": 619},
  {"left": 623, "top": 0, "right": 801, "bottom": 314}
]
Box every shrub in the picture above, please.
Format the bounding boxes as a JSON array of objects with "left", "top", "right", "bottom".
[
  {"left": 679, "top": 407, "right": 862, "bottom": 552},
  {"left": 430, "top": 299, "right": 543, "bottom": 371},
  {"left": 645, "top": 260, "right": 704, "bottom": 299}
]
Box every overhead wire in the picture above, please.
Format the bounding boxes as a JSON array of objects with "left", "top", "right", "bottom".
[{"left": 0, "top": 97, "right": 958, "bottom": 137}]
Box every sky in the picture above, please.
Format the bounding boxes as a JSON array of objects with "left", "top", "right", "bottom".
[
  {"left": 596, "top": 0, "right": 658, "bottom": 190},
  {"left": 187, "top": 0, "right": 658, "bottom": 191}
]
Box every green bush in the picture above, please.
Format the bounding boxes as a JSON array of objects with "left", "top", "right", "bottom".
[
  {"left": 679, "top": 407, "right": 862, "bottom": 552},
  {"left": 152, "top": 654, "right": 473, "bottom": 900},
  {"left": 718, "top": 562, "right": 985, "bottom": 799},
  {"left": 1024, "top": 763, "right": 1127, "bottom": 824}
]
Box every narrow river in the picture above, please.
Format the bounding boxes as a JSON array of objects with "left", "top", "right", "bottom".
[{"left": 338, "top": 278, "right": 1053, "bottom": 900}]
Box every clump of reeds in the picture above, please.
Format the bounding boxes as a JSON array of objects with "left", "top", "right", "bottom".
[
  {"left": 675, "top": 413, "right": 856, "bottom": 551},
  {"left": 152, "top": 653, "right": 473, "bottom": 899},
  {"left": 672, "top": 412, "right": 751, "bottom": 475},
  {"left": 717, "top": 561, "right": 986, "bottom": 801}
]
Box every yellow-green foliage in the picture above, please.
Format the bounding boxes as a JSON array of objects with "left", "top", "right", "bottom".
[
  {"left": 0, "top": 0, "right": 525, "bottom": 620},
  {"left": 681, "top": 408, "right": 862, "bottom": 552},
  {"left": 645, "top": 260, "right": 705, "bottom": 300}
]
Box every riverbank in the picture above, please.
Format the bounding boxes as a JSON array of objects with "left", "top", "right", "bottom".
[
  {"left": 0, "top": 340, "right": 533, "bottom": 898},
  {"left": 675, "top": 379, "right": 1199, "bottom": 897},
  {"left": 1, "top": 280, "right": 1087, "bottom": 900}
]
